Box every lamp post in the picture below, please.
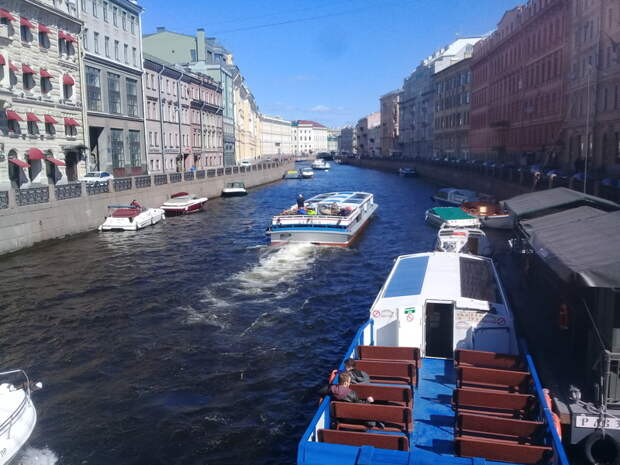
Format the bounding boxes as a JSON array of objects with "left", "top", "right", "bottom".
[{"left": 584, "top": 65, "right": 592, "bottom": 194}]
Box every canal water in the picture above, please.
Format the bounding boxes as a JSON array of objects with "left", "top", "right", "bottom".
[{"left": 0, "top": 164, "right": 442, "bottom": 465}]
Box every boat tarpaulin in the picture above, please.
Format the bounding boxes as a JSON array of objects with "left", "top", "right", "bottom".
[
  {"left": 430, "top": 207, "right": 474, "bottom": 221},
  {"left": 503, "top": 187, "right": 619, "bottom": 219},
  {"left": 523, "top": 208, "right": 620, "bottom": 288}
]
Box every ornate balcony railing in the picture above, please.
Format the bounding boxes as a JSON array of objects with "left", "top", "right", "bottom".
[
  {"left": 113, "top": 178, "right": 132, "bottom": 192},
  {"left": 184, "top": 171, "right": 195, "bottom": 181},
  {"left": 169, "top": 173, "right": 182, "bottom": 183},
  {"left": 217, "top": 168, "right": 224, "bottom": 176},
  {"left": 207, "top": 169, "right": 216, "bottom": 177},
  {"left": 225, "top": 167, "right": 232, "bottom": 175},
  {"left": 55, "top": 183, "right": 82, "bottom": 200},
  {"left": 16, "top": 186, "right": 49, "bottom": 206},
  {"left": 135, "top": 175, "right": 152, "bottom": 188},
  {"left": 154, "top": 174, "right": 168, "bottom": 185},
  {"left": 0, "top": 191, "right": 8, "bottom": 209},
  {"left": 196, "top": 170, "right": 206, "bottom": 179},
  {"left": 86, "top": 181, "right": 110, "bottom": 195},
  {"left": 233, "top": 167, "right": 239, "bottom": 174}
]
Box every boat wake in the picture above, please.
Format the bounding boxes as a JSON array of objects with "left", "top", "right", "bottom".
[{"left": 16, "top": 447, "right": 58, "bottom": 465}]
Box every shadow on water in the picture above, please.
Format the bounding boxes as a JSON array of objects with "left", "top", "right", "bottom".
[{"left": 0, "top": 165, "right": 442, "bottom": 465}]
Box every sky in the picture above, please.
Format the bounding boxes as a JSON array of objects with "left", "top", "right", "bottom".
[{"left": 142, "top": 0, "right": 523, "bottom": 128}]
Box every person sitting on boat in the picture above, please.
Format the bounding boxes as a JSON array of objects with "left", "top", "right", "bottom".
[
  {"left": 296, "top": 194, "right": 305, "bottom": 209},
  {"left": 344, "top": 359, "right": 370, "bottom": 384},
  {"left": 319, "top": 372, "right": 373, "bottom": 403},
  {"left": 130, "top": 200, "right": 142, "bottom": 209}
]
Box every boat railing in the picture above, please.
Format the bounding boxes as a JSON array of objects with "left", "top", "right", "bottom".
[
  {"left": 0, "top": 370, "right": 32, "bottom": 438},
  {"left": 298, "top": 320, "right": 373, "bottom": 456}
]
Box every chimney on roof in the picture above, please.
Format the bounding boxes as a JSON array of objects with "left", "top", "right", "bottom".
[
  {"left": 157, "top": 26, "right": 165, "bottom": 32},
  {"left": 196, "top": 28, "right": 206, "bottom": 62}
]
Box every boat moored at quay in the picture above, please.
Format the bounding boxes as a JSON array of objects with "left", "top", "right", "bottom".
[
  {"left": 99, "top": 203, "right": 165, "bottom": 231},
  {"left": 266, "top": 192, "right": 378, "bottom": 246},
  {"left": 298, "top": 251, "right": 569, "bottom": 465},
  {"left": 160, "top": 192, "right": 208, "bottom": 216}
]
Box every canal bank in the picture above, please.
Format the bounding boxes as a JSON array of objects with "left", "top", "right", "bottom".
[{"left": 0, "top": 161, "right": 293, "bottom": 256}]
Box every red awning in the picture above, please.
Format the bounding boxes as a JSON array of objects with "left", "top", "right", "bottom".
[
  {"left": 63, "top": 74, "right": 75, "bottom": 85},
  {"left": 64, "top": 117, "right": 80, "bottom": 126},
  {"left": 8, "top": 158, "right": 30, "bottom": 168},
  {"left": 9, "top": 62, "right": 17, "bottom": 72},
  {"left": 6, "top": 110, "right": 22, "bottom": 121},
  {"left": 20, "top": 17, "right": 34, "bottom": 29},
  {"left": 0, "top": 9, "right": 16, "bottom": 21},
  {"left": 38, "top": 23, "right": 50, "bottom": 33},
  {"left": 44, "top": 115, "right": 57, "bottom": 124},
  {"left": 58, "top": 31, "right": 66, "bottom": 40},
  {"left": 0, "top": 55, "right": 4, "bottom": 66},
  {"left": 22, "top": 64, "right": 35, "bottom": 74},
  {"left": 26, "top": 113, "right": 40, "bottom": 122},
  {"left": 40, "top": 68, "right": 53, "bottom": 78},
  {"left": 59, "top": 31, "right": 76, "bottom": 43},
  {"left": 45, "top": 157, "right": 66, "bottom": 167},
  {"left": 27, "top": 148, "right": 45, "bottom": 160}
]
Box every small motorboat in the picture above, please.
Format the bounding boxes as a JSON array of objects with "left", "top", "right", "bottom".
[
  {"left": 0, "top": 370, "right": 42, "bottom": 465},
  {"left": 435, "top": 225, "right": 493, "bottom": 256},
  {"left": 398, "top": 167, "right": 417, "bottom": 177},
  {"left": 431, "top": 187, "right": 478, "bottom": 206},
  {"left": 425, "top": 206, "right": 481, "bottom": 228},
  {"left": 311, "top": 159, "right": 330, "bottom": 170},
  {"left": 161, "top": 192, "right": 208, "bottom": 216},
  {"left": 300, "top": 167, "right": 314, "bottom": 178},
  {"left": 221, "top": 181, "right": 247, "bottom": 197},
  {"left": 284, "top": 170, "right": 303, "bottom": 179},
  {"left": 99, "top": 202, "right": 165, "bottom": 231},
  {"left": 460, "top": 201, "right": 512, "bottom": 229}
]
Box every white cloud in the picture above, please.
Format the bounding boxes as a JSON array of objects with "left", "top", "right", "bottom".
[{"left": 310, "top": 105, "right": 332, "bottom": 112}]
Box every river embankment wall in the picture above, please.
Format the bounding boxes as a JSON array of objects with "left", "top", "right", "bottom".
[{"left": 0, "top": 161, "right": 293, "bottom": 256}]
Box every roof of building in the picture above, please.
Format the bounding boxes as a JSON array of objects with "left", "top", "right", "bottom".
[{"left": 293, "top": 120, "right": 326, "bottom": 128}]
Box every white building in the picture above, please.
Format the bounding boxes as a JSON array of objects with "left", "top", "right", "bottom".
[
  {"left": 291, "top": 120, "right": 328, "bottom": 156},
  {"left": 327, "top": 128, "right": 340, "bottom": 154},
  {"left": 259, "top": 114, "right": 291, "bottom": 158}
]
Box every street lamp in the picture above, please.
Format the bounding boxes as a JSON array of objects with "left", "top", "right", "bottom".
[{"left": 583, "top": 64, "right": 593, "bottom": 194}]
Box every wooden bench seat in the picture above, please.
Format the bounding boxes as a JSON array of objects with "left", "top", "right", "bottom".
[
  {"left": 357, "top": 345, "right": 421, "bottom": 366},
  {"left": 455, "top": 435, "right": 553, "bottom": 464},
  {"left": 457, "top": 412, "right": 546, "bottom": 443},
  {"left": 318, "top": 429, "right": 410, "bottom": 451},
  {"left": 455, "top": 349, "right": 525, "bottom": 371},
  {"left": 330, "top": 401, "right": 413, "bottom": 434},
  {"left": 354, "top": 359, "right": 417, "bottom": 386},
  {"left": 350, "top": 384, "right": 413, "bottom": 408},
  {"left": 457, "top": 366, "right": 532, "bottom": 393},
  {"left": 453, "top": 388, "right": 538, "bottom": 419}
]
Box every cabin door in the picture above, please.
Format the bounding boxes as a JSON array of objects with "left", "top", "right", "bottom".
[{"left": 424, "top": 302, "right": 454, "bottom": 358}]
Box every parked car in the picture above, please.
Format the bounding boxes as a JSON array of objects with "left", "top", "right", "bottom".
[
  {"left": 240, "top": 161, "right": 252, "bottom": 167},
  {"left": 80, "top": 171, "right": 114, "bottom": 183}
]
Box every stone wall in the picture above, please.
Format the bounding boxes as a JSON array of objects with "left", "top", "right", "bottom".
[{"left": 0, "top": 161, "right": 292, "bottom": 256}]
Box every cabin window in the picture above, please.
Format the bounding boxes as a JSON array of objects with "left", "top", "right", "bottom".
[{"left": 459, "top": 257, "right": 502, "bottom": 303}]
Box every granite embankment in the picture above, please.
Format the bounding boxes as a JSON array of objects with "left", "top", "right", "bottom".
[{"left": 0, "top": 161, "right": 293, "bottom": 255}]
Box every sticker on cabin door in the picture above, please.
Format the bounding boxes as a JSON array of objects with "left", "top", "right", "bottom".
[
  {"left": 372, "top": 309, "right": 380, "bottom": 318},
  {"left": 404, "top": 307, "right": 416, "bottom": 322}
]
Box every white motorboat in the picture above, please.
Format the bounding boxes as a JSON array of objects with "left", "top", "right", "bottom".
[
  {"left": 266, "top": 191, "right": 378, "bottom": 246},
  {"left": 99, "top": 203, "right": 165, "bottom": 231},
  {"left": 398, "top": 167, "right": 417, "bottom": 177},
  {"left": 435, "top": 225, "right": 493, "bottom": 256},
  {"left": 161, "top": 192, "right": 208, "bottom": 216},
  {"left": 284, "top": 170, "right": 304, "bottom": 179},
  {"left": 0, "top": 370, "right": 42, "bottom": 465},
  {"left": 311, "top": 159, "right": 330, "bottom": 170},
  {"left": 425, "top": 206, "right": 481, "bottom": 228},
  {"left": 431, "top": 187, "right": 478, "bottom": 206},
  {"left": 221, "top": 181, "right": 248, "bottom": 197},
  {"left": 460, "top": 201, "right": 512, "bottom": 229},
  {"left": 300, "top": 167, "right": 314, "bottom": 178}
]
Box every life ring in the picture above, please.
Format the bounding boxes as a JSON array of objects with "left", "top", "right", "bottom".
[{"left": 583, "top": 431, "right": 620, "bottom": 465}]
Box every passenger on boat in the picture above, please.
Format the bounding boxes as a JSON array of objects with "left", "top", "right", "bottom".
[
  {"left": 296, "top": 194, "right": 305, "bottom": 209},
  {"left": 130, "top": 200, "right": 142, "bottom": 209},
  {"left": 319, "top": 372, "right": 374, "bottom": 403},
  {"left": 344, "top": 359, "right": 370, "bottom": 384}
]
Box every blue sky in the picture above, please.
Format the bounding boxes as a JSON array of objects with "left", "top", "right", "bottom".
[{"left": 142, "top": 0, "right": 522, "bottom": 127}]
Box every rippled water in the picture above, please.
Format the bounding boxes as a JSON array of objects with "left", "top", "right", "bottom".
[{"left": 0, "top": 164, "right": 442, "bottom": 465}]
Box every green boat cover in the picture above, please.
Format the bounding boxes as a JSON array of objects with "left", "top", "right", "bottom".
[{"left": 429, "top": 207, "right": 475, "bottom": 221}]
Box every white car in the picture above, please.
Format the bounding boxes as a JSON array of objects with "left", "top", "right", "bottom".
[
  {"left": 80, "top": 171, "right": 114, "bottom": 183},
  {"left": 240, "top": 161, "right": 252, "bottom": 167}
]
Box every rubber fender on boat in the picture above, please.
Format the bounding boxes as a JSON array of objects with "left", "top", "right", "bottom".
[
  {"left": 583, "top": 431, "right": 620, "bottom": 465},
  {"left": 543, "top": 389, "right": 562, "bottom": 440}
]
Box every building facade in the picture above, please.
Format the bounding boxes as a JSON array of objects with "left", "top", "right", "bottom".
[
  {"left": 562, "top": 0, "right": 620, "bottom": 172},
  {"left": 327, "top": 128, "right": 340, "bottom": 154},
  {"left": 433, "top": 56, "right": 474, "bottom": 159},
  {"left": 380, "top": 89, "right": 400, "bottom": 157},
  {"left": 338, "top": 126, "right": 355, "bottom": 155},
  {"left": 80, "top": 0, "right": 147, "bottom": 176},
  {"left": 356, "top": 112, "right": 381, "bottom": 157},
  {"left": 259, "top": 114, "right": 291, "bottom": 158},
  {"left": 469, "top": 1, "right": 568, "bottom": 165},
  {"left": 0, "top": 0, "right": 86, "bottom": 188},
  {"left": 291, "top": 120, "right": 328, "bottom": 156},
  {"left": 233, "top": 76, "right": 260, "bottom": 162}
]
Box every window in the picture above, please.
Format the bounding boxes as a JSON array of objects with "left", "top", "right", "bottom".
[
  {"left": 86, "top": 66, "right": 101, "bottom": 111},
  {"left": 92, "top": 0, "right": 98, "bottom": 17},
  {"left": 40, "top": 74, "right": 52, "bottom": 94},
  {"left": 81, "top": 0, "right": 87, "bottom": 11},
  {"left": 28, "top": 120, "right": 39, "bottom": 136},
  {"left": 65, "top": 121, "right": 77, "bottom": 137},
  {"left": 7, "top": 118, "right": 20, "bottom": 135},
  {"left": 113, "top": 6, "right": 118, "bottom": 26},
  {"left": 129, "top": 130, "right": 141, "bottom": 167},
  {"left": 45, "top": 121, "right": 55, "bottom": 136},
  {"left": 111, "top": 128, "right": 124, "bottom": 168},
  {"left": 130, "top": 16, "right": 135, "bottom": 34},
  {"left": 108, "top": 72, "right": 121, "bottom": 114},
  {"left": 122, "top": 11, "right": 127, "bottom": 30},
  {"left": 105, "top": 36, "right": 110, "bottom": 57},
  {"left": 103, "top": 1, "right": 108, "bottom": 21},
  {"left": 38, "top": 27, "right": 50, "bottom": 48},
  {"left": 22, "top": 69, "right": 35, "bottom": 90},
  {"left": 93, "top": 32, "right": 99, "bottom": 53},
  {"left": 20, "top": 23, "right": 31, "bottom": 42},
  {"left": 132, "top": 47, "right": 137, "bottom": 67},
  {"left": 83, "top": 28, "right": 89, "bottom": 50},
  {"left": 114, "top": 40, "right": 119, "bottom": 60},
  {"left": 63, "top": 76, "right": 74, "bottom": 100},
  {"left": 126, "top": 78, "right": 138, "bottom": 116}
]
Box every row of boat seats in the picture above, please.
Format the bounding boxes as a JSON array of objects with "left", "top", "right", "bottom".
[
  {"left": 452, "top": 350, "right": 552, "bottom": 464},
  {"left": 319, "top": 345, "right": 420, "bottom": 451}
]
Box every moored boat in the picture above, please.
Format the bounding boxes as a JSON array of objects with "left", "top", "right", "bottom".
[
  {"left": 301, "top": 167, "right": 314, "bottom": 178},
  {"left": 297, "top": 251, "right": 569, "bottom": 465},
  {"left": 398, "top": 167, "right": 417, "bottom": 177},
  {"left": 161, "top": 192, "right": 208, "bottom": 216},
  {"left": 432, "top": 187, "right": 478, "bottom": 206},
  {"left": 0, "top": 370, "right": 42, "bottom": 465},
  {"left": 425, "top": 206, "right": 481, "bottom": 228},
  {"left": 221, "top": 181, "right": 248, "bottom": 197},
  {"left": 99, "top": 202, "right": 165, "bottom": 231},
  {"left": 284, "top": 170, "right": 304, "bottom": 179},
  {"left": 312, "top": 159, "right": 331, "bottom": 170},
  {"left": 461, "top": 201, "right": 512, "bottom": 229},
  {"left": 266, "top": 191, "right": 378, "bottom": 246},
  {"left": 435, "top": 225, "right": 492, "bottom": 256}
]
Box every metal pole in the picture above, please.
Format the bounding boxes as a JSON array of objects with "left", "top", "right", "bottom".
[{"left": 584, "top": 68, "right": 591, "bottom": 194}]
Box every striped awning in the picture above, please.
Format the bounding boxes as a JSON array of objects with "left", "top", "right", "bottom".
[
  {"left": 63, "top": 117, "right": 80, "bottom": 126},
  {"left": 20, "top": 17, "right": 34, "bottom": 29},
  {"left": 63, "top": 74, "right": 75, "bottom": 85},
  {"left": 0, "top": 9, "right": 16, "bottom": 21},
  {"left": 8, "top": 158, "right": 30, "bottom": 168},
  {"left": 27, "top": 148, "right": 45, "bottom": 160},
  {"left": 6, "top": 110, "right": 22, "bottom": 121}
]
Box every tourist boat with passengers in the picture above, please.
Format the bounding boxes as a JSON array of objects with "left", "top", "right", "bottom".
[
  {"left": 99, "top": 202, "right": 165, "bottom": 231},
  {"left": 461, "top": 201, "right": 512, "bottom": 229},
  {"left": 398, "top": 167, "right": 417, "bottom": 177},
  {"left": 435, "top": 225, "right": 492, "bottom": 257},
  {"left": 425, "top": 206, "right": 481, "bottom": 228},
  {"left": 432, "top": 187, "right": 479, "bottom": 206},
  {"left": 266, "top": 191, "right": 378, "bottom": 246},
  {"left": 0, "top": 370, "right": 42, "bottom": 465},
  {"left": 312, "top": 159, "right": 331, "bottom": 170},
  {"left": 298, "top": 251, "right": 569, "bottom": 465},
  {"left": 221, "top": 181, "right": 248, "bottom": 197},
  {"left": 160, "top": 192, "right": 208, "bottom": 216}
]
